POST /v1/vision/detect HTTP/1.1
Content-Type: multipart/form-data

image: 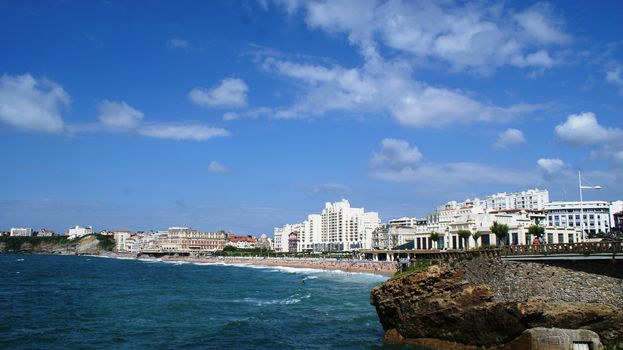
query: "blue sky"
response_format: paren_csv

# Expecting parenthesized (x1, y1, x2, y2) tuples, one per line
(1, 0, 622, 235)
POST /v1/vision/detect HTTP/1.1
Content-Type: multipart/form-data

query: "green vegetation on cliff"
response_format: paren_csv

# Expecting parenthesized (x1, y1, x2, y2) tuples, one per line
(0, 235, 70, 251)
(95, 235, 115, 251)
(0, 234, 114, 253)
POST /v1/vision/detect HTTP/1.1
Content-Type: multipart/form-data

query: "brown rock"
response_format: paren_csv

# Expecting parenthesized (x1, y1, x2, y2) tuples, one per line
(370, 258, 623, 349)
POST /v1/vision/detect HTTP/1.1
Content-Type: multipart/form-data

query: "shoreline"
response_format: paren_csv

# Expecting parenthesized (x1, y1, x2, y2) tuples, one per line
(1, 251, 397, 277)
(159, 256, 397, 277)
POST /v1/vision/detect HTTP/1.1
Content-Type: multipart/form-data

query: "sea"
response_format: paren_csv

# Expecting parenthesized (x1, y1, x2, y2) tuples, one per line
(0, 254, 413, 349)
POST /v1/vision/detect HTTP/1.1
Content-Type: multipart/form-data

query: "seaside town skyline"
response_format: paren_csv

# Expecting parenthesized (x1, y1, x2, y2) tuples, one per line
(2, 1, 623, 235)
(5, 187, 623, 250)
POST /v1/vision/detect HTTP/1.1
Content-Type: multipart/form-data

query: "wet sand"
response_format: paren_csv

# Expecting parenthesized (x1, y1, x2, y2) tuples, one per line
(163, 256, 397, 276)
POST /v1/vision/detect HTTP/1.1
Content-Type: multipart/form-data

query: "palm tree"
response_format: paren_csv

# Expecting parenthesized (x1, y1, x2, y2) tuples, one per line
(472, 231, 481, 248)
(490, 221, 509, 247)
(429, 232, 440, 250)
(457, 230, 471, 250)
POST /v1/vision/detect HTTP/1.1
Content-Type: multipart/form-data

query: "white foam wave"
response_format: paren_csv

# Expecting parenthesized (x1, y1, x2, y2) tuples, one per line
(237, 292, 311, 306)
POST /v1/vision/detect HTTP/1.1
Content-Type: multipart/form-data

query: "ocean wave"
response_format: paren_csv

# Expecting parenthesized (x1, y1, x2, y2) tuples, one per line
(237, 292, 311, 306)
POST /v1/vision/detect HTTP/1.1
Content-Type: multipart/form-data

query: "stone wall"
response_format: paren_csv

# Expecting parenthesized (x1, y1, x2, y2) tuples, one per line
(458, 258, 623, 309)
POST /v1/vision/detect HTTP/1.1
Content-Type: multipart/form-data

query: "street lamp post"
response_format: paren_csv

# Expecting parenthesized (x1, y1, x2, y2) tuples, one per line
(578, 171, 602, 241)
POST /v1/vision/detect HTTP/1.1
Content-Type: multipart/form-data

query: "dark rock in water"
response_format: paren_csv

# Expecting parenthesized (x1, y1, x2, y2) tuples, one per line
(370, 258, 623, 349)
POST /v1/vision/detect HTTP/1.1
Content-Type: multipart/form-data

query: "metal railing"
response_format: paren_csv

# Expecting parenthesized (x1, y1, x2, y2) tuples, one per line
(500, 241, 621, 256)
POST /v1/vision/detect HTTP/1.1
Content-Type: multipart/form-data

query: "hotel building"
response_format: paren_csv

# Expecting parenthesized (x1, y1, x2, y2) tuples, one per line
(10, 227, 33, 237)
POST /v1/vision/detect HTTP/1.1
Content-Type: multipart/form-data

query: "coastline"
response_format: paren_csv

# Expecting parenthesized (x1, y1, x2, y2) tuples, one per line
(160, 256, 397, 277)
(1, 249, 396, 277)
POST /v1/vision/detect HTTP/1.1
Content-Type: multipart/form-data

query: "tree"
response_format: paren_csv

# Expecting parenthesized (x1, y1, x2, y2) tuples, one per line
(457, 230, 471, 250)
(490, 221, 509, 247)
(429, 232, 440, 249)
(527, 225, 545, 240)
(472, 231, 482, 248)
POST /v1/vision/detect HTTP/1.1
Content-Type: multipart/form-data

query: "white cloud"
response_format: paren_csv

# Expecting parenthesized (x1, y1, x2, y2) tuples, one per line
(168, 37, 193, 50)
(138, 125, 230, 141)
(262, 54, 539, 126)
(97, 100, 143, 130)
(537, 158, 566, 175)
(279, 0, 570, 71)
(555, 112, 622, 146)
(370, 138, 423, 171)
(311, 183, 350, 197)
(514, 4, 571, 45)
(494, 128, 525, 149)
(222, 112, 239, 121)
(189, 78, 248, 108)
(391, 87, 481, 127)
(208, 161, 230, 174)
(606, 65, 623, 95)
(0, 73, 69, 133)
(369, 139, 535, 188)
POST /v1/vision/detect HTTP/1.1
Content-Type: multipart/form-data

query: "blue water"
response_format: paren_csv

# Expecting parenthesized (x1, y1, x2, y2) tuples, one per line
(0, 254, 407, 349)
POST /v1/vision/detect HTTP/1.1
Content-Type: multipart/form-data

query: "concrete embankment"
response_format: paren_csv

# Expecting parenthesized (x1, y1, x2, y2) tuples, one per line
(370, 257, 623, 349)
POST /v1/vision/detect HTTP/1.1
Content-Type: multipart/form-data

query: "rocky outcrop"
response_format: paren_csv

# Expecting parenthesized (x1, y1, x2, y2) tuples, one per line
(0, 235, 117, 256)
(370, 258, 623, 349)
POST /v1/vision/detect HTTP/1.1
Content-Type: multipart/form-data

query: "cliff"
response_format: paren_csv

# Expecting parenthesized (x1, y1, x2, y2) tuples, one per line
(370, 257, 623, 349)
(0, 234, 116, 256)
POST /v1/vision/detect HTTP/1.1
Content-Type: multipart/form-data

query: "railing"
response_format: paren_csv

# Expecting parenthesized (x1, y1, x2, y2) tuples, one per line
(500, 241, 621, 256)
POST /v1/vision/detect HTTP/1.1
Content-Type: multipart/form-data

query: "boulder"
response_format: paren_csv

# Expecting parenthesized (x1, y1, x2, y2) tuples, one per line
(370, 259, 623, 349)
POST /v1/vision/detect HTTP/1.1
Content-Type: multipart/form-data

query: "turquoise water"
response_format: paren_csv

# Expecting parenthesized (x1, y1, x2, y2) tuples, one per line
(0, 254, 404, 349)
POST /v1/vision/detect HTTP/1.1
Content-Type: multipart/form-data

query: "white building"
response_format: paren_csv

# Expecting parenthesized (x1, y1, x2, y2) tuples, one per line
(302, 214, 321, 252)
(545, 201, 611, 236)
(275, 199, 381, 252)
(256, 234, 273, 250)
(320, 199, 380, 251)
(486, 188, 549, 211)
(67, 226, 93, 239)
(37, 228, 56, 237)
(10, 227, 33, 237)
(113, 230, 132, 251)
(273, 223, 303, 252)
(611, 201, 623, 228)
(436, 188, 549, 213)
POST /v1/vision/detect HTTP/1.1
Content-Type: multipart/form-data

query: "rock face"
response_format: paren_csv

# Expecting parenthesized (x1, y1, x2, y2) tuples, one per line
(0, 235, 116, 256)
(370, 258, 623, 349)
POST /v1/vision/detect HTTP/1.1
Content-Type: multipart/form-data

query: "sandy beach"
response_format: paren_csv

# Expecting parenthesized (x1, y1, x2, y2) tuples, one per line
(162, 256, 397, 276)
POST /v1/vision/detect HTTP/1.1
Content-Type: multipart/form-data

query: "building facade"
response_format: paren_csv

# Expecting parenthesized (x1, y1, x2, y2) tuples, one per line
(545, 201, 611, 236)
(155, 227, 227, 253)
(67, 226, 93, 239)
(320, 199, 380, 251)
(10, 227, 33, 237)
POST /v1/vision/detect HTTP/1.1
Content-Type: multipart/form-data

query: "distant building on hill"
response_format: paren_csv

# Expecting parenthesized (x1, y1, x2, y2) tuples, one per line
(10, 227, 33, 237)
(67, 226, 93, 239)
(37, 228, 56, 237)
